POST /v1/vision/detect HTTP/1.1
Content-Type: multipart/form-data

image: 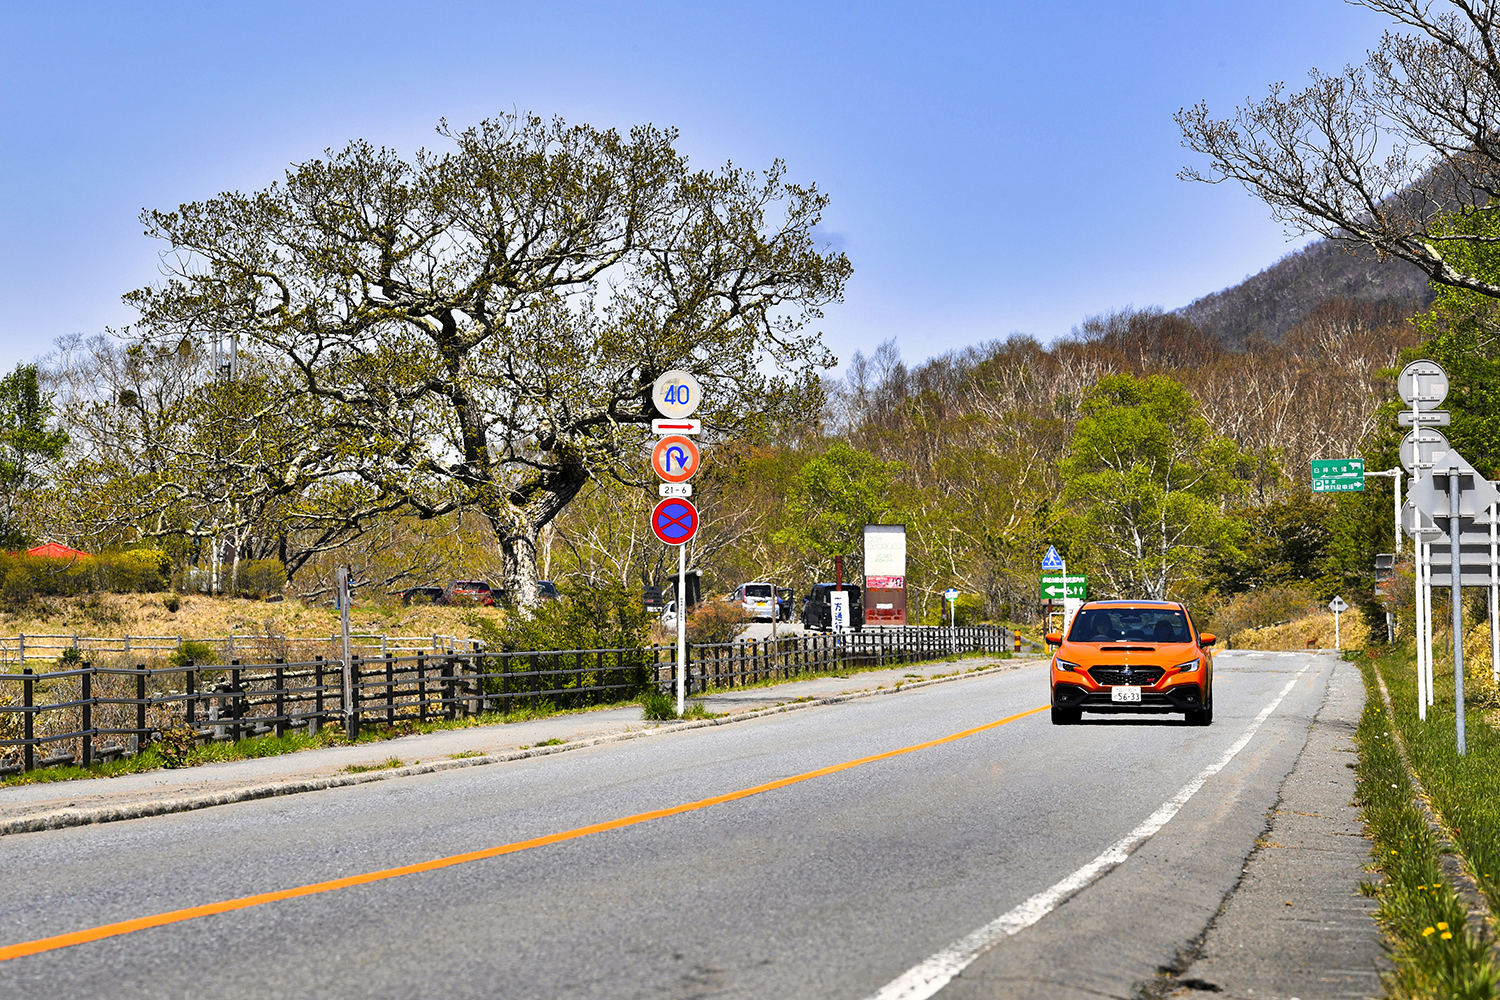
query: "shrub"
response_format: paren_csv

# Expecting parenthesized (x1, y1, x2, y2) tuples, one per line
(1202, 583, 1322, 641)
(155, 722, 198, 768)
(96, 549, 170, 592)
(640, 689, 678, 720)
(686, 601, 748, 645)
(482, 581, 652, 652)
(0, 549, 169, 597)
(169, 640, 219, 667)
(235, 559, 287, 598)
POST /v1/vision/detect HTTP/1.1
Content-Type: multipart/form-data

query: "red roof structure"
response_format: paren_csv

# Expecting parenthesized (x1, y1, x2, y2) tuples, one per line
(25, 542, 91, 560)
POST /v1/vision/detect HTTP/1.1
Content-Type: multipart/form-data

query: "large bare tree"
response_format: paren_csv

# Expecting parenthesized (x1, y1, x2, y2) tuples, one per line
(1178, 0, 1500, 297)
(127, 114, 849, 605)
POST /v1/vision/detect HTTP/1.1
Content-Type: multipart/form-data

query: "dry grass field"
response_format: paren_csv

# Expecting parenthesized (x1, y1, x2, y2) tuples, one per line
(0, 592, 507, 642)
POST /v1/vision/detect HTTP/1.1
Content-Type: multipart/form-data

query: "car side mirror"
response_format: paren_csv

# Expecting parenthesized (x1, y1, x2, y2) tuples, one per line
(1044, 632, 1063, 646)
(1199, 633, 1217, 647)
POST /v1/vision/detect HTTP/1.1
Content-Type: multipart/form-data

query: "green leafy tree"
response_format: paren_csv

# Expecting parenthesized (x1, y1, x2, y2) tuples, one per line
(1389, 209, 1500, 480)
(0, 364, 68, 548)
(127, 113, 850, 606)
(1060, 374, 1251, 599)
(773, 442, 905, 577)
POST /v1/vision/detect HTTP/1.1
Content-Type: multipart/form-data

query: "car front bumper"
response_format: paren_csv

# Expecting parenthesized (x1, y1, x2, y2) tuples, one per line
(1051, 681, 1206, 714)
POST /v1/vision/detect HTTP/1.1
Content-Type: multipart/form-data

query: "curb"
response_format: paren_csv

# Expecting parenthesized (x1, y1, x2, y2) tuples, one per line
(1, 658, 1034, 837)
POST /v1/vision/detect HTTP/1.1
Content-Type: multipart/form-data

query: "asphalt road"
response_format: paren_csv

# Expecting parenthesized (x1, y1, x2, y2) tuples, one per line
(1, 651, 1343, 1000)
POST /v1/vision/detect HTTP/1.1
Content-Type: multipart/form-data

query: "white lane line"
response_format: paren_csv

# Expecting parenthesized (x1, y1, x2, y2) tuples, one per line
(864, 659, 1317, 1000)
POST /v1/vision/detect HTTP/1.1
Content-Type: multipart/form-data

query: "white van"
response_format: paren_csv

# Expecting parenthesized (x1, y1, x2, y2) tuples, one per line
(733, 582, 776, 621)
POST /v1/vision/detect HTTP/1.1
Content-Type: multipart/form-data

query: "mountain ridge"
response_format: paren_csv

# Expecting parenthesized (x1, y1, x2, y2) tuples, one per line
(1176, 237, 1434, 348)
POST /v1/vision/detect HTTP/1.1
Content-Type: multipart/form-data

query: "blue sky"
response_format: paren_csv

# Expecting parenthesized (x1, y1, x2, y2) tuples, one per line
(0, 1, 1396, 375)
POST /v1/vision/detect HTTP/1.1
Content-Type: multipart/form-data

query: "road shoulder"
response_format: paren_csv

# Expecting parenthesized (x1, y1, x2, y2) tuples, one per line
(1151, 655, 1387, 1000)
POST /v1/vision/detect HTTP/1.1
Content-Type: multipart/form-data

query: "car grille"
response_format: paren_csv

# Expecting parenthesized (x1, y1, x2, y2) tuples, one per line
(1087, 665, 1166, 686)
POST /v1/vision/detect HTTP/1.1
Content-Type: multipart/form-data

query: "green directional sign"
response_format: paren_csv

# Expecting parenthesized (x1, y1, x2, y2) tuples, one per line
(1311, 458, 1365, 492)
(1040, 573, 1087, 600)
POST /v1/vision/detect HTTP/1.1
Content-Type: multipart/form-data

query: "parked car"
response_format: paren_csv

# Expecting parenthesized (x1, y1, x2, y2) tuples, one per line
(776, 587, 795, 622)
(441, 580, 495, 606)
(537, 580, 560, 600)
(801, 583, 863, 631)
(660, 600, 679, 629)
(397, 585, 444, 606)
(733, 582, 776, 621)
(1046, 599, 1216, 726)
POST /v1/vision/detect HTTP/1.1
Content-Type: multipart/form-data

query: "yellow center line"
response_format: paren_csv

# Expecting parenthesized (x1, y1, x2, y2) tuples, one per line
(0, 704, 1047, 963)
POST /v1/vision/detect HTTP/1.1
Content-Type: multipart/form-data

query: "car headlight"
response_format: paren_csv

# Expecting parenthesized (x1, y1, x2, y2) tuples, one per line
(1174, 658, 1201, 673)
(1055, 658, 1081, 673)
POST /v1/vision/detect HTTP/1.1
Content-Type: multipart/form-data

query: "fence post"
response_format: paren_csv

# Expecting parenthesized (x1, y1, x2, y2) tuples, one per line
(22, 667, 33, 772)
(347, 656, 361, 739)
(417, 653, 428, 724)
(81, 664, 93, 767)
(17, 633, 22, 665)
(442, 656, 455, 721)
(186, 665, 196, 727)
(312, 657, 323, 736)
(135, 665, 147, 753)
(230, 662, 243, 743)
(385, 655, 395, 726)
(274, 661, 286, 738)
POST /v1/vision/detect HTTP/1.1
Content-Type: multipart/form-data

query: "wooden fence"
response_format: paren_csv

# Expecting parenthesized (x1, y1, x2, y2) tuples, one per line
(0, 625, 1016, 775)
(0, 632, 483, 667)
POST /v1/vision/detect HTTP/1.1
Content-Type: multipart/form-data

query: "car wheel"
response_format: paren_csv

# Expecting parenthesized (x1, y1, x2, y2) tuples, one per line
(1051, 705, 1081, 725)
(1188, 700, 1213, 726)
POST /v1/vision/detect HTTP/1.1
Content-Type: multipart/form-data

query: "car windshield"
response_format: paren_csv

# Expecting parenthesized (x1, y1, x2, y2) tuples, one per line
(1067, 607, 1191, 643)
(745, 584, 772, 598)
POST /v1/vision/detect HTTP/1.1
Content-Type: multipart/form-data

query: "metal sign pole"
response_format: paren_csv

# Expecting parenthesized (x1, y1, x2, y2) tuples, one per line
(676, 542, 686, 717)
(1448, 465, 1467, 756)
(1491, 504, 1498, 686)
(1419, 539, 1430, 719)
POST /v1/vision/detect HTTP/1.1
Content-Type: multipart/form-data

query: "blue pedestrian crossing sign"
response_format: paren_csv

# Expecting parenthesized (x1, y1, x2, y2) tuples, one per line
(1041, 546, 1064, 571)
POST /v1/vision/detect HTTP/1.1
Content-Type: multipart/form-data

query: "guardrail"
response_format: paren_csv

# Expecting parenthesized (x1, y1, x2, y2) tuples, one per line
(0, 625, 1015, 775)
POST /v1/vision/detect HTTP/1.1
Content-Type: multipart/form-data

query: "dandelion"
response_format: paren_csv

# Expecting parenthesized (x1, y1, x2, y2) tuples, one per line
(1437, 922, 1449, 930)
(1441, 932, 1453, 940)
(1392, 849, 1399, 854)
(1424, 926, 1436, 936)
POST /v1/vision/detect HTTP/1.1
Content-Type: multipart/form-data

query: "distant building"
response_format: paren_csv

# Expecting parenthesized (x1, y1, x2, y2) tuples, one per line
(25, 542, 91, 559)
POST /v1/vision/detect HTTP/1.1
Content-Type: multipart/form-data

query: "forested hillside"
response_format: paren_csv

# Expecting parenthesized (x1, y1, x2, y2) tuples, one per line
(1177, 238, 1432, 348)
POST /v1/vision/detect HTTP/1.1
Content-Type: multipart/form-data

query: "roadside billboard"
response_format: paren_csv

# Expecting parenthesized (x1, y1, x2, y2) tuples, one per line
(863, 524, 907, 626)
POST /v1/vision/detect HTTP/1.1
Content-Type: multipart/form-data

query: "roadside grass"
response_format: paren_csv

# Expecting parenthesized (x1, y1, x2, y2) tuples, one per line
(1358, 652, 1500, 999)
(345, 757, 403, 773)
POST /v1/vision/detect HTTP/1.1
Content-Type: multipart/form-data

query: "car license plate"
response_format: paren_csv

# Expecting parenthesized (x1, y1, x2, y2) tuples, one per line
(1111, 686, 1142, 703)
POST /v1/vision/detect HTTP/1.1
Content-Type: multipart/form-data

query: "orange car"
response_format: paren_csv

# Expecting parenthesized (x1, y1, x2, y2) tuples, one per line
(1046, 600, 1216, 726)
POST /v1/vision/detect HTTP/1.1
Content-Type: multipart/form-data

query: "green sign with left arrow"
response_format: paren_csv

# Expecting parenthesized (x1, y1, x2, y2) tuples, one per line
(1040, 573, 1087, 600)
(1311, 458, 1365, 492)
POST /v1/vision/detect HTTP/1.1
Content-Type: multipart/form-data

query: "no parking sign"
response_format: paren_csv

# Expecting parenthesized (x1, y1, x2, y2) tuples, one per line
(651, 497, 699, 546)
